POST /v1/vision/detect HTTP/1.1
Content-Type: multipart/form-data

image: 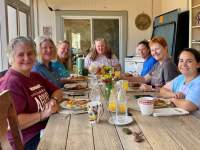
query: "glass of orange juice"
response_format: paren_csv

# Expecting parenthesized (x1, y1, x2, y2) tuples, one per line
(108, 101, 116, 112)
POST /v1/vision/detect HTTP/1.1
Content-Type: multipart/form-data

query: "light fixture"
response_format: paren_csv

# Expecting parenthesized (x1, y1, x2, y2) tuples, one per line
(45, 0, 55, 11)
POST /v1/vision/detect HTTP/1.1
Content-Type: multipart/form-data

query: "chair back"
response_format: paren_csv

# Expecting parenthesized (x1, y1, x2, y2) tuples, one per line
(0, 90, 23, 150)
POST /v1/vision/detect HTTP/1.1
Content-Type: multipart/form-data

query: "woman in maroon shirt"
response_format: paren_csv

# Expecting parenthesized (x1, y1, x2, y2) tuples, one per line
(0, 36, 62, 150)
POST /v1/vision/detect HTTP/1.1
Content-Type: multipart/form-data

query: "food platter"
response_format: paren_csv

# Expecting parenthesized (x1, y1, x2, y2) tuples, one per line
(60, 98, 90, 110)
(67, 75, 88, 82)
(64, 83, 90, 92)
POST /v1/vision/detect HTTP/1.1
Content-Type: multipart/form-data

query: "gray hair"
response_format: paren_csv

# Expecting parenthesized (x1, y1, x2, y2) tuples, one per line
(8, 36, 36, 65)
(34, 36, 57, 63)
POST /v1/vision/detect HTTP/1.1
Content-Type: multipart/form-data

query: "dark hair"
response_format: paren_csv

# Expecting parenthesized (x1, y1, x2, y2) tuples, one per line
(137, 40, 150, 54)
(179, 48, 200, 72)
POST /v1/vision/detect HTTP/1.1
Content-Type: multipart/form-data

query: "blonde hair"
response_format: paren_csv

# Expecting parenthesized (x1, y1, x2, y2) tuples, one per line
(34, 36, 57, 63)
(8, 36, 36, 65)
(89, 38, 112, 60)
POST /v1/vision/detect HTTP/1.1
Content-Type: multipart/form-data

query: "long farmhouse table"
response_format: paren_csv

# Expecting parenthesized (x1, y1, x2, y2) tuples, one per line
(37, 91, 200, 150)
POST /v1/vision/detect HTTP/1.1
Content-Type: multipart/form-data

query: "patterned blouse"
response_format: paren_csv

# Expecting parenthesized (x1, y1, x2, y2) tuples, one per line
(84, 54, 119, 68)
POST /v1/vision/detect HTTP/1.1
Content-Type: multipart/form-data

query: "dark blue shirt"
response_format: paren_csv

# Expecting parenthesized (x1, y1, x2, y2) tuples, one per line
(140, 56, 157, 77)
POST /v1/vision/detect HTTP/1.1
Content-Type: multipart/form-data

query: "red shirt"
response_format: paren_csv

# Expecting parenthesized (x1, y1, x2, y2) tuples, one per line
(0, 68, 59, 144)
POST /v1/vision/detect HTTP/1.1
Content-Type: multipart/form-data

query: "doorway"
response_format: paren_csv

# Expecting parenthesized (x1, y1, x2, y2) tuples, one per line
(64, 18, 119, 58)
(56, 10, 127, 70)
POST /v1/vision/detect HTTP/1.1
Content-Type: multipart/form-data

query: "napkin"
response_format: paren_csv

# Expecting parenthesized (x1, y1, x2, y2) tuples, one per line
(153, 108, 189, 117)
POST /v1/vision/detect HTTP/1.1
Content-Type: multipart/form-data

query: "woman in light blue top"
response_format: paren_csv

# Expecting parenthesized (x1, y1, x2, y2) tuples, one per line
(160, 48, 200, 112)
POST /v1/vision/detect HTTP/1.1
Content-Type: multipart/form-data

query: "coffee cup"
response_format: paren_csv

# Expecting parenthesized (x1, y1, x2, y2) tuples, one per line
(137, 97, 154, 115)
(87, 101, 104, 124)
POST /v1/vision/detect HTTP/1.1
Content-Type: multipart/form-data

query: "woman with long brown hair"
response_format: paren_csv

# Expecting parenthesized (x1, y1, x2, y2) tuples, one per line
(85, 38, 120, 73)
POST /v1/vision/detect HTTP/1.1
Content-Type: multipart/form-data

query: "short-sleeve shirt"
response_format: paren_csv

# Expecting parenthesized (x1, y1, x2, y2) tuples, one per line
(32, 61, 63, 88)
(140, 56, 157, 77)
(0, 68, 59, 144)
(149, 57, 179, 86)
(171, 74, 200, 108)
(51, 60, 70, 78)
(84, 54, 119, 68)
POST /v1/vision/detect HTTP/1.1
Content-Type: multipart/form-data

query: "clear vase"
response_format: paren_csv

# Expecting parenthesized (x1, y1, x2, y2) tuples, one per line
(104, 83, 112, 101)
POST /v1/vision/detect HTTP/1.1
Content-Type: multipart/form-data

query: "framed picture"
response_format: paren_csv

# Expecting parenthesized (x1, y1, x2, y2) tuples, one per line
(43, 26, 52, 37)
(196, 12, 200, 25)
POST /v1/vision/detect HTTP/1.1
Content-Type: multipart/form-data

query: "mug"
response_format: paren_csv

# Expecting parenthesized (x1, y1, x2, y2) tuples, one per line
(137, 97, 154, 115)
(87, 101, 104, 124)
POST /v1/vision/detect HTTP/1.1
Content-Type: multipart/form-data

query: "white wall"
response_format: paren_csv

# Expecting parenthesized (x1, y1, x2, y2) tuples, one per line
(34, 0, 188, 56)
(159, 0, 189, 15)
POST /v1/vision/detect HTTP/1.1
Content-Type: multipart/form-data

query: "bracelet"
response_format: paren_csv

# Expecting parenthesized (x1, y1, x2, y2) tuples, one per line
(51, 96, 59, 102)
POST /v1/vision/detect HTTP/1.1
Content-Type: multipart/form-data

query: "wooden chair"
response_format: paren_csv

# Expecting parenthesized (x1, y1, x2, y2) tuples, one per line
(0, 90, 23, 150)
(0, 70, 7, 78)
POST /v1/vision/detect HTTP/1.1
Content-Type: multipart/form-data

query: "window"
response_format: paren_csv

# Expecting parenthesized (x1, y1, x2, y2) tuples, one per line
(0, 0, 32, 71)
(19, 11, 28, 36)
(7, 5, 17, 42)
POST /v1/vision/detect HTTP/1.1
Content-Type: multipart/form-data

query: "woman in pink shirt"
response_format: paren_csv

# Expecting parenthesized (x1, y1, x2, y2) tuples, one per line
(85, 38, 120, 73)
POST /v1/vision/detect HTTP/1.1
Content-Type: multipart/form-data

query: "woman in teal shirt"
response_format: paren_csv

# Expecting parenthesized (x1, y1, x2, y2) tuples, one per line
(52, 40, 71, 78)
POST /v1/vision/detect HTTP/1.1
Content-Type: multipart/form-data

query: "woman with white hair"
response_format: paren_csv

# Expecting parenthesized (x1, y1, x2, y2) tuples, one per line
(32, 36, 63, 88)
(0, 36, 62, 149)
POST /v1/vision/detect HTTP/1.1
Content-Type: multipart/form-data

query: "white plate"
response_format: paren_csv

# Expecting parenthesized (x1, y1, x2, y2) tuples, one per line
(108, 116, 133, 126)
(60, 99, 90, 110)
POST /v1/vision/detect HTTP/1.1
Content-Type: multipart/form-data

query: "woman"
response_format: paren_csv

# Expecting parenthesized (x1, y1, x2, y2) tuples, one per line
(85, 38, 120, 73)
(0, 36, 62, 149)
(124, 36, 179, 90)
(160, 48, 200, 112)
(32, 36, 63, 88)
(52, 40, 71, 78)
(137, 40, 157, 76)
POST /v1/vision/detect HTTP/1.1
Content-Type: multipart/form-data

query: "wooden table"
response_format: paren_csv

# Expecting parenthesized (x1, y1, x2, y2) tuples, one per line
(37, 92, 200, 150)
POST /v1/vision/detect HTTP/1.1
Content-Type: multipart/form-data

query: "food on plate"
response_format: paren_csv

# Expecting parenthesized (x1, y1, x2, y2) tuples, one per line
(129, 82, 141, 89)
(64, 84, 87, 90)
(64, 98, 90, 109)
(68, 75, 88, 81)
(124, 73, 133, 77)
(154, 98, 169, 108)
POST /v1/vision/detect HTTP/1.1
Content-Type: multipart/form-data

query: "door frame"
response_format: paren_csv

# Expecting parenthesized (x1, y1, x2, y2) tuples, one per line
(55, 10, 128, 70)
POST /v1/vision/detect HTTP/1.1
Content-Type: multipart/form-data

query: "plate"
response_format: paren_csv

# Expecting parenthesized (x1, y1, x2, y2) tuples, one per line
(60, 98, 90, 110)
(64, 88, 90, 92)
(67, 76, 88, 81)
(108, 116, 133, 126)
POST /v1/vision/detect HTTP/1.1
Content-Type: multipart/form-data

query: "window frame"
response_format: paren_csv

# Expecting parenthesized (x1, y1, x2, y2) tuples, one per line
(0, 0, 33, 71)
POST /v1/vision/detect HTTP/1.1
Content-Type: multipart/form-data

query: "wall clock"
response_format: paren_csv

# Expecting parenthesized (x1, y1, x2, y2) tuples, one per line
(135, 13, 151, 30)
